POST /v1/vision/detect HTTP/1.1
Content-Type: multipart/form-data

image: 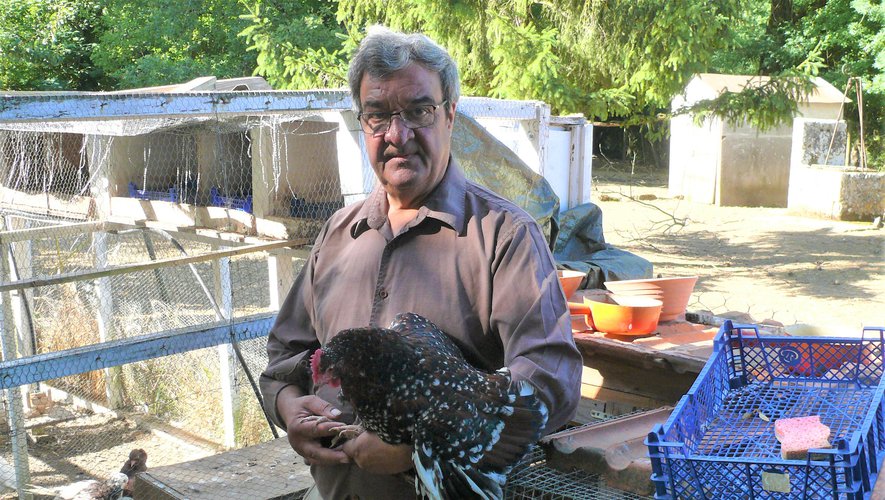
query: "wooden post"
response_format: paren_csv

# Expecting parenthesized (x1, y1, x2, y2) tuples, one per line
(94, 230, 124, 409)
(330, 110, 373, 205)
(267, 247, 308, 310)
(0, 221, 31, 498)
(2, 217, 35, 360)
(267, 250, 296, 311)
(213, 249, 236, 449)
(249, 125, 275, 220)
(566, 120, 594, 210)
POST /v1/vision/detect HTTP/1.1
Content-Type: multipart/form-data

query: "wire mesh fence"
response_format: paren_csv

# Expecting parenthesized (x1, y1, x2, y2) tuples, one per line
(0, 89, 603, 498)
(504, 447, 652, 500)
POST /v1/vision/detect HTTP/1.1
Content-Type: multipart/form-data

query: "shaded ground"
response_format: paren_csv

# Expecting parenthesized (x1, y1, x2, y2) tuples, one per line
(591, 160, 884, 336)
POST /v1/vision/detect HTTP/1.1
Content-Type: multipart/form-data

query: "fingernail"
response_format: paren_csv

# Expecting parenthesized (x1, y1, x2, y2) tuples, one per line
(330, 408, 341, 417)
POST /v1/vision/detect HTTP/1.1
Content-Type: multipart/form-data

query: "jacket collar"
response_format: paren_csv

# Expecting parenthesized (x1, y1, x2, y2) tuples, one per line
(351, 156, 466, 238)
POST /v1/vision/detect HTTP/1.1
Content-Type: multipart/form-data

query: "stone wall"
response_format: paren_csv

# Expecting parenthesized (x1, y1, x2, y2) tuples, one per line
(788, 118, 884, 221)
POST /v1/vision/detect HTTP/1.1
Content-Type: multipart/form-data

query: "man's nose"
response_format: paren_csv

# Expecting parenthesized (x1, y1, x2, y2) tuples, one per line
(384, 115, 413, 145)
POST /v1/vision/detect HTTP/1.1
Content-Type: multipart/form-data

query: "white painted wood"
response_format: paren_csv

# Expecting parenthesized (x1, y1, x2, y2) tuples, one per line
(0, 217, 35, 360)
(0, 221, 104, 244)
(328, 111, 374, 204)
(546, 126, 572, 212)
(0, 239, 306, 293)
(535, 103, 551, 178)
(86, 135, 113, 220)
(0, 91, 354, 124)
(267, 251, 298, 310)
(212, 249, 236, 449)
(0, 224, 31, 498)
(94, 231, 124, 409)
(581, 123, 594, 206)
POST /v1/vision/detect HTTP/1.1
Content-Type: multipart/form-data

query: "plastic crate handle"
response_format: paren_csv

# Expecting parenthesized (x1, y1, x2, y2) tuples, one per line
(719, 320, 769, 388)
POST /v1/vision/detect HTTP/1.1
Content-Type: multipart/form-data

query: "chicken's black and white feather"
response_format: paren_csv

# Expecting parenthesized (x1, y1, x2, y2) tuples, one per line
(311, 312, 548, 499)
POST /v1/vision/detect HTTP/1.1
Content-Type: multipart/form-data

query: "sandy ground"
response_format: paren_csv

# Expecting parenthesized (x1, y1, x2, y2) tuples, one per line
(591, 162, 884, 337)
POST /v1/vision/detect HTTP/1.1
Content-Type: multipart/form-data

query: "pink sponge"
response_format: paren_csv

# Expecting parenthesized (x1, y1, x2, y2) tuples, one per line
(774, 415, 831, 459)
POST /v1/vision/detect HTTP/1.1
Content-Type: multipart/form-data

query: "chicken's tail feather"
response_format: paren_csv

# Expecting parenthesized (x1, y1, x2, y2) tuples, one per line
(414, 444, 502, 500)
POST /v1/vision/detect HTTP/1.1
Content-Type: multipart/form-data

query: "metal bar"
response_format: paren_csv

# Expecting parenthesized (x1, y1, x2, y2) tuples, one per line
(0, 313, 275, 389)
(0, 238, 307, 292)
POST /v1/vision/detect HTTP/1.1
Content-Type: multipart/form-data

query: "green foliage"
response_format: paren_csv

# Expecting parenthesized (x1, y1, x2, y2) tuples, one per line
(0, 0, 104, 90)
(683, 74, 817, 131)
(239, 0, 349, 89)
(92, 0, 255, 89)
(335, 0, 740, 124)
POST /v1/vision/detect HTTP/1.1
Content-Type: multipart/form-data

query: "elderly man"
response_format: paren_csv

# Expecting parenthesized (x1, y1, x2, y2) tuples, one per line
(260, 26, 582, 499)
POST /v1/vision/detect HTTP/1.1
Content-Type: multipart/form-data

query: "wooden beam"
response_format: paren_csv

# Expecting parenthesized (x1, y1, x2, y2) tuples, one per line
(0, 91, 354, 123)
(0, 313, 276, 389)
(103, 220, 254, 247)
(0, 221, 105, 244)
(458, 97, 544, 121)
(0, 239, 306, 292)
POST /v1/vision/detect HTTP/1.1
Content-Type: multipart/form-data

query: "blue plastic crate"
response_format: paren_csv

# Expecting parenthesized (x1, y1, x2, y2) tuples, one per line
(128, 182, 179, 202)
(289, 197, 343, 219)
(647, 321, 885, 499)
(210, 187, 253, 213)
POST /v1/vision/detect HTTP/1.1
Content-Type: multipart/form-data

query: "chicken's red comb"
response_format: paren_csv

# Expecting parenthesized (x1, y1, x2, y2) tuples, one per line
(309, 348, 323, 384)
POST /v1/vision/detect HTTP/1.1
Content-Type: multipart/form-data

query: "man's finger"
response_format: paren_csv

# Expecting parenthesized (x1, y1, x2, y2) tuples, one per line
(294, 416, 345, 438)
(300, 395, 342, 418)
(301, 442, 350, 465)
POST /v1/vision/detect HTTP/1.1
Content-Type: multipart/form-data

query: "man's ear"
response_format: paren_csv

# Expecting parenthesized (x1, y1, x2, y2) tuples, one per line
(447, 100, 457, 128)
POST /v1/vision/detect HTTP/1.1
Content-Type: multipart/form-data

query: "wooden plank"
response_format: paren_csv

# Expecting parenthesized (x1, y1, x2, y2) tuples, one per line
(0, 186, 94, 218)
(0, 239, 306, 293)
(0, 91, 354, 123)
(580, 384, 669, 411)
(0, 221, 104, 244)
(132, 437, 312, 500)
(0, 313, 275, 389)
(574, 331, 709, 375)
(580, 361, 694, 405)
(457, 97, 543, 121)
(103, 221, 252, 247)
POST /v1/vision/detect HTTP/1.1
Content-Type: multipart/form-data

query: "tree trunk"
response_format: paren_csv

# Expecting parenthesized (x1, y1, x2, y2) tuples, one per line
(760, 0, 794, 74)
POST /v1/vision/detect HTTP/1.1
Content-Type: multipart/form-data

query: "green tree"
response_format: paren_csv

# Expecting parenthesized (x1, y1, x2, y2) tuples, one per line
(0, 0, 104, 90)
(91, 0, 255, 89)
(239, 0, 349, 89)
(783, 0, 884, 168)
(335, 0, 741, 124)
(711, 0, 884, 167)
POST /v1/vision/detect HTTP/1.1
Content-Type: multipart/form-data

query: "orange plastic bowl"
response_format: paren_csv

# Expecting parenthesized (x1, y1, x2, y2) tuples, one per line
(604, 276, 698, 321)
(557, 269, 585, 300)
(584, 295, 663, 336)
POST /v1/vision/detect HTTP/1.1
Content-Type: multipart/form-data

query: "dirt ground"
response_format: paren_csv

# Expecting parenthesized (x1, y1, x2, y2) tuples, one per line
(591, 161, 884, 337)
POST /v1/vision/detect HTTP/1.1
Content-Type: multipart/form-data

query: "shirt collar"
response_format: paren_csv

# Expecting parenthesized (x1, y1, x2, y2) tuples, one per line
(351, 156, 467, 238)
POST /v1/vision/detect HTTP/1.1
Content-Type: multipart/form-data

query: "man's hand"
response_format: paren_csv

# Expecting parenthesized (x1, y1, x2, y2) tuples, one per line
(341, 431, 412, 475)
(277, 386, 350, 466)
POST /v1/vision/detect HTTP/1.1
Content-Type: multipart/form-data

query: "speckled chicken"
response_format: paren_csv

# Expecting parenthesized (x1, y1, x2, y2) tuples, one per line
(310, 312, 548, 500)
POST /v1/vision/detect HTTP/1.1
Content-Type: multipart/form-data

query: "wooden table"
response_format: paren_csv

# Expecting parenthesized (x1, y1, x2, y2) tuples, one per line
(133, 437, 313, 500)
(571, 319, 718, 422)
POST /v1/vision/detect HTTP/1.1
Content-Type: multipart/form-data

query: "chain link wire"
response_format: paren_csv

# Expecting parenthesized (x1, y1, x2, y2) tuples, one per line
(0, 91, 596, 499)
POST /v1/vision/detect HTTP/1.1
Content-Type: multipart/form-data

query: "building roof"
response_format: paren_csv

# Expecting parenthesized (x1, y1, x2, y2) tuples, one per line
(692, 73, 848, 104)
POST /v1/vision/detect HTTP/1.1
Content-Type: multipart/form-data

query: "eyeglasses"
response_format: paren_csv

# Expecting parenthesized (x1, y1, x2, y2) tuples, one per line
(358, 101, 448, 136)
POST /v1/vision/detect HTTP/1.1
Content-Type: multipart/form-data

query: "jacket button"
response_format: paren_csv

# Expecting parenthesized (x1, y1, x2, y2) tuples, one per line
(378, 289, 388, 299)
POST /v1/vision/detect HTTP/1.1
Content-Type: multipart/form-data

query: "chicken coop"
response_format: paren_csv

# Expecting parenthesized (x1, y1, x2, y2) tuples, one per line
(0, 81, 602, 499)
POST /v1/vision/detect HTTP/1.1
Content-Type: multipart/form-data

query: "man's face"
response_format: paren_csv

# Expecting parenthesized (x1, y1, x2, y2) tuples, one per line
(359, 63, 455, 207)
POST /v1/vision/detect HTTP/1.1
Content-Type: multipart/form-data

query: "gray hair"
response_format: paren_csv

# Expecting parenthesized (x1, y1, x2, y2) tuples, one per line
(348, 25, 460, 112)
